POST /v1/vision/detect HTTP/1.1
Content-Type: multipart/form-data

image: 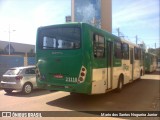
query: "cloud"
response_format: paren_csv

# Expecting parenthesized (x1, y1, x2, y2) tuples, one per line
(113, 0, 159, 28)
(33, 0, 71, 27)
(0, 0, 71, 44)
(112, 0, 159, 48)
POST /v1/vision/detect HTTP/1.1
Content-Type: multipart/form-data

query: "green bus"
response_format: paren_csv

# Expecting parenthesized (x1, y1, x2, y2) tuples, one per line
(158, 58, 160, 68)
(145, 52, 157, 73)
(36, 23, 144, 95)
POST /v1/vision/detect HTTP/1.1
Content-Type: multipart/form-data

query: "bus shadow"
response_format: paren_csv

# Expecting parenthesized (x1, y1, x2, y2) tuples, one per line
(150, 70, 160, 75)
(46, 79, 160, 115)
(145, 69, 160, 75)
(4, 89, 56, 97)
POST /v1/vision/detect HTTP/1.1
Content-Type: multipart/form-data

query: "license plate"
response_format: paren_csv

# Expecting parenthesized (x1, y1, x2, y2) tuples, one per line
(53, 74, 64, 79)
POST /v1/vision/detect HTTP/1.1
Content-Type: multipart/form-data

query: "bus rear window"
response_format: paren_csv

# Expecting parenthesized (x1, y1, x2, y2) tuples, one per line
(39, 27, 81, 49)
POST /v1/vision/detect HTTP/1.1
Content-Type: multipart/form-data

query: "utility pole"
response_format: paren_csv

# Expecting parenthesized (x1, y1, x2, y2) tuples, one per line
(8, 24, 16, 55)
(135, 35, 138, 44)
(8, 24, 11, 55)
(117, 28, 120, 37)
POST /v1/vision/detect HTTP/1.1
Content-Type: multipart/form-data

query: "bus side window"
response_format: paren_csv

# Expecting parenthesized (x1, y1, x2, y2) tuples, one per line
(114, 41, 122, 59)
(122, 43, 129, 59)
(93, 34, 105, 58)
(134, 47, 140, 60)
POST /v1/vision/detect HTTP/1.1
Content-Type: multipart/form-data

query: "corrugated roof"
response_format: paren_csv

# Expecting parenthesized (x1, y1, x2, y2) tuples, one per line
(0, 40, 35, 53)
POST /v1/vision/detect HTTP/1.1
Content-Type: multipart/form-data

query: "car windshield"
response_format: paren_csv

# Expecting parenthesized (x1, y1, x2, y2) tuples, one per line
(38, 27, 81, 50)
(4, 69, 22, 75)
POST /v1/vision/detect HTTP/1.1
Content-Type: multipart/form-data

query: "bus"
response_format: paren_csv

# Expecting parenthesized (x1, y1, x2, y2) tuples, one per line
(145, 52, 157, 73)
(158, 58, 160, 68)
(36, 23, 144, 95)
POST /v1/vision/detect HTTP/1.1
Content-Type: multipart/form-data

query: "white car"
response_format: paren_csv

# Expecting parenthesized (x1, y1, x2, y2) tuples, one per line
(1, 66, 37, 94)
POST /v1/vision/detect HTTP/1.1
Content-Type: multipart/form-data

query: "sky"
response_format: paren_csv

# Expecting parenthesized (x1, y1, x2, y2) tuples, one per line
(112, 0, 159, 49)
(0, 0, 159, 48)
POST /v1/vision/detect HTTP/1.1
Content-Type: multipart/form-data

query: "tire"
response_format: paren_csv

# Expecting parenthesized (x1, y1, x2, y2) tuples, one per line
(49, 90, 55, 92)
(138, 70, 143, 80)
(70, 92, 77, 95)
(117, 76, 123, 92)
(22, 83, 33, 94)
(140, 70, 143, 76)
(70, 92, 82, 96)
(4, 89, 13, 94)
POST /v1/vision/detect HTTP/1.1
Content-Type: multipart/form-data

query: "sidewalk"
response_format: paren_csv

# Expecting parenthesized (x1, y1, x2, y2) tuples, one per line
(141, 68, 160, 80)
(141, 74, 160, 80)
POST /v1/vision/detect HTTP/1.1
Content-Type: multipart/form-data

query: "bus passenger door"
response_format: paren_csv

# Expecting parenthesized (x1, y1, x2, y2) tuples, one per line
(106, 41, 113, 90)
(130, 48, 134, 81)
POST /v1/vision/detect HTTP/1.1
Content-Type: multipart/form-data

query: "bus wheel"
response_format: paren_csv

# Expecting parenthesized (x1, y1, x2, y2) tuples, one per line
(140, 70, 143, 76)
(138, 70, 143, 80)
(70, 92, 78, 96)
(117, 76, 123, 92)
(70, 92, 84, 96)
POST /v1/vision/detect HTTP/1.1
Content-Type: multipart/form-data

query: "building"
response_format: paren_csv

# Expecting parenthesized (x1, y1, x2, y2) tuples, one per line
(71, 0, 112, 33)
(0, 40, 35, 55)
(66, 16, 71, 22)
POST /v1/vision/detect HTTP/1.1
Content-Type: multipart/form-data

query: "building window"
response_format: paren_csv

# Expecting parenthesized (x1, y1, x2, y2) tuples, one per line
(114, 41, 122, 59)
(93, 34, 105, 58)
(122, 43, 129, 59)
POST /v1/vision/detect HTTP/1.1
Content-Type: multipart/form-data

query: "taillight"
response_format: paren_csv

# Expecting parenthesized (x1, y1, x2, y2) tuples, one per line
(78, 66, 87, 83)
(81, 72, 85, 76)
(15, 76, 23, 81)
(82, 68, 85, 71)
(36, 66, 41, 79)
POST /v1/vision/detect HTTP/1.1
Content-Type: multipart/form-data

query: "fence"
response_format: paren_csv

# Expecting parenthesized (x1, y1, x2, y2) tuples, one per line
(0, 55, 35, 79)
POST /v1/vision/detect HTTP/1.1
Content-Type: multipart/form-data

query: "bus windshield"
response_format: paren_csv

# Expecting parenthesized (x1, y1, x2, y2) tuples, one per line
(38, 27, 81, 50)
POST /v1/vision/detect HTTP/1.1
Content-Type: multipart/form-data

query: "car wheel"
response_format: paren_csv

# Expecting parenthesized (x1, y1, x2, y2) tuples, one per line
(22, 83, 33, 94)
(4, 89, 13, 94)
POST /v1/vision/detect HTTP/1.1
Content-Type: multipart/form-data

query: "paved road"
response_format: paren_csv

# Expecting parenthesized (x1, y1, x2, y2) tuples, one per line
(0, 72, 159, 120)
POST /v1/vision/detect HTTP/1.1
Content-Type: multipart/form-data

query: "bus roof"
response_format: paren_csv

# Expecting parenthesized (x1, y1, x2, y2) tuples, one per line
(146, 52, 157, 56)
(37, 22, 143, 49)
(120, 38, 140, 48)
(38, 22, 82, 29)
